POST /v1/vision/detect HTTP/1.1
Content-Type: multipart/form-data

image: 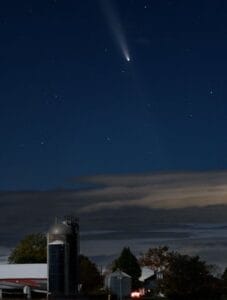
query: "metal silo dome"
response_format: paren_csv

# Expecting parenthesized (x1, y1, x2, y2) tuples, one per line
(48, 223, 73, 236)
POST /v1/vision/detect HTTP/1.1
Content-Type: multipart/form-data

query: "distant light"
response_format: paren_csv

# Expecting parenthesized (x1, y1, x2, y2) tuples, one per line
(131, 291, 141, 298)
(126, 56, 131, 62)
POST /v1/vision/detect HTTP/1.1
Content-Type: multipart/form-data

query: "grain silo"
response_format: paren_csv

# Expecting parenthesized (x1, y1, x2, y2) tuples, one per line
(105, 270, 132, 298)
(47, 216, 79, 296)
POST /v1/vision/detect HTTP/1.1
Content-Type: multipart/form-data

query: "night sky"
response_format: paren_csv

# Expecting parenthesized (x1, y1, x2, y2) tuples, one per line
(2, 0, 227, 267)
(1, 0, 227, 190)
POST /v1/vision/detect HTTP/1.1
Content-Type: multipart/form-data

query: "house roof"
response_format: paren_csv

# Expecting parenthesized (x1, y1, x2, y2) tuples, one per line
(108, 270, 131, 278)
(139, 267, 154, 281)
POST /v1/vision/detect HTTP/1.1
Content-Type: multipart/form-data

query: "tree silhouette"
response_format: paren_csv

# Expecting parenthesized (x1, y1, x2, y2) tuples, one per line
(79, 255, 103, 293)
(140, 246, 170, 272)
(8, 233, 46, 263)
(160, 253, 221, 300)
(112, 247, 141, 289)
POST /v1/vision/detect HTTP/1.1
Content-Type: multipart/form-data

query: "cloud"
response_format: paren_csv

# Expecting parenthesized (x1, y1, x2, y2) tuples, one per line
(1, 170, 227, 253)
(76, 171, 227, 212)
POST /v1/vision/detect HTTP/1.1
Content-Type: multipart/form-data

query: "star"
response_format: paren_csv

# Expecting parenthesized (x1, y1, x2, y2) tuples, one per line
(185, 47, 192, 53)
(27, 8, 33, 15)
(146, 103, 152, 111)
(105, 136, 111, 143)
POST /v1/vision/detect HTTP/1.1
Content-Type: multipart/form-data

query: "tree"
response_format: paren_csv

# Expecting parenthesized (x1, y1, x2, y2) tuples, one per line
(220, 268, 227, 298)
(79, 254, 103, 294)
(8, 233, 47, 263)
(140, 247, 223, 300)
(222, 268, 227, 282)
(112, 247, 141, 289)
(140, 246, 171, 273)
(160, 252, 221, 300)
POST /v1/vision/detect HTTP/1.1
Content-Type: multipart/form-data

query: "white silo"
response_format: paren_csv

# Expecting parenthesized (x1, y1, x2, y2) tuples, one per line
(105, 270, 132, 299)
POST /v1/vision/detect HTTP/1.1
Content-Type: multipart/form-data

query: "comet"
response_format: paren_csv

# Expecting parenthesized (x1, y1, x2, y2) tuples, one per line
(100, 0, 131, 62)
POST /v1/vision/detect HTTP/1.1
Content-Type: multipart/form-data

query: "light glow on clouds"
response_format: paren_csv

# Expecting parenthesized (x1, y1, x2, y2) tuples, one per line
(77, 171, 227, 212)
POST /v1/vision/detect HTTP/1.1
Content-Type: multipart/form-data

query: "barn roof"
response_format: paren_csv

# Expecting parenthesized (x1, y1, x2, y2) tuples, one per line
(0, 264, 47, 279)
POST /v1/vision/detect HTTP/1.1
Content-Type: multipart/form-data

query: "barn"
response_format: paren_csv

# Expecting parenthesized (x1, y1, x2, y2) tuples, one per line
(0, 264, 47, 298)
